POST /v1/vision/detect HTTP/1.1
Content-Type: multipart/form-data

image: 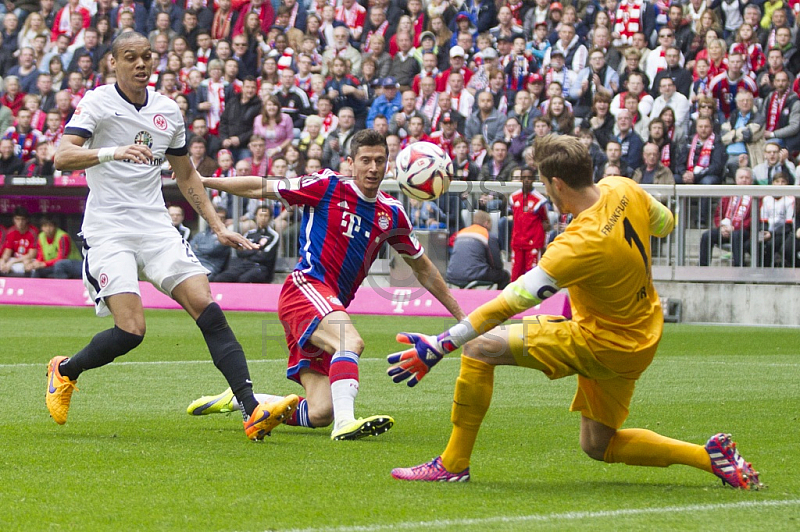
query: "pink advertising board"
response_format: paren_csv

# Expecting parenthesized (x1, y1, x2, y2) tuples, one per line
(0, 278, 571, 319)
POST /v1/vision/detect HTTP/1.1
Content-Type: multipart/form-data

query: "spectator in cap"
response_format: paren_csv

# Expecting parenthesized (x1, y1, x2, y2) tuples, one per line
(526, 72, 546, 108)
(435, 45, 473, 91)
(436, 91, 467, 134)
(456, 0, 497, 34)
(367, 77, 402, 128)
(405, 0, 430, 48)
(429, 111, 462, 159)
(542, 48, 578, 101)
(413, 30, 440, 67)
(467, 46, 499, 93)
(523, 0, 554, 40)
(449, 12, 478, 45)
(527, 20, 551, 64)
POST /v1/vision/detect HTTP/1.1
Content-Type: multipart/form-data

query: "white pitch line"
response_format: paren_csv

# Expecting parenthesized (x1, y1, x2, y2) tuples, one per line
(2, 357, 800, 369)
(0, 358, 463, 369)
(281, 499, 800, 532)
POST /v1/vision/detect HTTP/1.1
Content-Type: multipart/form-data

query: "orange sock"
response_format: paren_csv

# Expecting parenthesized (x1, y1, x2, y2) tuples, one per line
(603, 428, 712, 472)
(441, 356, 494, 473)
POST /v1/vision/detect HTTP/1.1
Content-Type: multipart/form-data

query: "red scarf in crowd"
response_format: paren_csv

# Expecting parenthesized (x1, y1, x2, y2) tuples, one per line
(212, 8, 233, 41)
(687, 133, 715, 171)
(724, 195, 752, 228)
(363, 20, 388, 53)
(766, 90, 789, 131)
(660, 143, 671, 168)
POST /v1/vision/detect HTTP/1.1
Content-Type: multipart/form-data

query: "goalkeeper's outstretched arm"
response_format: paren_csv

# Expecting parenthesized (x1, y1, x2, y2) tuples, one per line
(437, 267, 561, 353)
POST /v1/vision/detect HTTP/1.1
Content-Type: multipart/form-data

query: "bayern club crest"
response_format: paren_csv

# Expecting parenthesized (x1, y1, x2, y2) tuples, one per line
(134, 130, 153, 149)
(153, 114, 168, 130)
(99, 273, 108, 288)
(377, 212, 390, 230)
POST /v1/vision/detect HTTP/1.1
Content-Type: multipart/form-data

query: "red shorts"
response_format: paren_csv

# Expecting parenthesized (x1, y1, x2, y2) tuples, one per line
(279, 271, 347, 383)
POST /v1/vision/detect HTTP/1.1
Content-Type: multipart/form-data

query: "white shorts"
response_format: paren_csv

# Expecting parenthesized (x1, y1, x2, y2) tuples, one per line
(82, 231, 210, 317)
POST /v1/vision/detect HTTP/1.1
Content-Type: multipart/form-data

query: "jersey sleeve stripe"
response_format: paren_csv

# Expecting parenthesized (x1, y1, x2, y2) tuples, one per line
(64, 126, 92, 138)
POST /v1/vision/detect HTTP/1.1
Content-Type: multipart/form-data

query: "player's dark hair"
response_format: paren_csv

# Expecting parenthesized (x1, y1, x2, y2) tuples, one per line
(349, 129, 388, 158)
(111, 31, 149, 58)
(13, 206, 29, 218)
(534, 135, 593, 189)
(40, 215, 56, 226)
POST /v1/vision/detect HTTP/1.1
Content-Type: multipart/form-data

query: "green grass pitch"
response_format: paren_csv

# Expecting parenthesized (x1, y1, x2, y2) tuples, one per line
(1, 305, 799, 531)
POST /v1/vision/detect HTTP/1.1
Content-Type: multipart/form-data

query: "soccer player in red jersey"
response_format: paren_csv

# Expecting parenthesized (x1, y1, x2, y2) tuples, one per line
(508, 166, 550, 281)
(195, 129, 465, 440)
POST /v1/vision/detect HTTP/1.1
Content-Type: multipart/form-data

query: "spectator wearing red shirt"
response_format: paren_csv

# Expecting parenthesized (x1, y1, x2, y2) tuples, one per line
(429, 112, 461, 159)
(435, 46, 473, 92)
(51, 0, 91, 42)
(1, 76, 26, 116)
(508, 166, 550, 281)
(233, 0, 275, 37)
(0, 206, 38, 276)
(335, 0, 366, 42)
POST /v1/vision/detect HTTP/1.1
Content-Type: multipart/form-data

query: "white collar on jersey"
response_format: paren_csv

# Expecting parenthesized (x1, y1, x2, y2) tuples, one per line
(345, 179, 378, 203)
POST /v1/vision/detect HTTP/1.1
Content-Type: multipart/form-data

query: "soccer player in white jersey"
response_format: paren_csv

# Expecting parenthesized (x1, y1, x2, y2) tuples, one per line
(45, 32, 299, 442)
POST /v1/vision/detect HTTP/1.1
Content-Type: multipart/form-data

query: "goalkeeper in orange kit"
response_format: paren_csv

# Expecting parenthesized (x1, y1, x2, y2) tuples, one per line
(388, 135, 761, 490)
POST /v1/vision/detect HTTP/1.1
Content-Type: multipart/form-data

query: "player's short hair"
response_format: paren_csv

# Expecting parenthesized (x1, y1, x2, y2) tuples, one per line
(13, 206, 29, 218)
(349, 129, 388, 159)
(534, 135, 593, 189)
(111, 31, 150, 58)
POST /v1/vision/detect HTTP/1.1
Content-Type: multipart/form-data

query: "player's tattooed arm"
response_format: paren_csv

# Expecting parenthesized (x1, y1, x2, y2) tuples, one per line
(169, 154, 257, 250)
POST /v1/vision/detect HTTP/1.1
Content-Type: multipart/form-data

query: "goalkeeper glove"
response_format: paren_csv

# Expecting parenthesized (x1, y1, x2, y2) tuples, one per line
(386, 332, 455, 387)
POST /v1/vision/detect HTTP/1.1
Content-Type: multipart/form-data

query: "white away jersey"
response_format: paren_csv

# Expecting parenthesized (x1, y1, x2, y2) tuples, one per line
(65, 84, 187, 238)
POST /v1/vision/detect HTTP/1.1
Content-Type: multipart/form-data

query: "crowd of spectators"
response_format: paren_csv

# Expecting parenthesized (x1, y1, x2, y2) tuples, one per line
(4, 0, 800, 276)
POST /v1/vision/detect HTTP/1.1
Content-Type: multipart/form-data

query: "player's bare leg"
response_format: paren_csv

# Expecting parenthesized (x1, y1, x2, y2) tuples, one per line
(297, 369, 334, 428)
(47, 293, 146, 424)
(310, 311, 394, 440)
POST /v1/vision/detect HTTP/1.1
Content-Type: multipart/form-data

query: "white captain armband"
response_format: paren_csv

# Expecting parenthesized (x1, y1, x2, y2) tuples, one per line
(502, 266, 561, 314)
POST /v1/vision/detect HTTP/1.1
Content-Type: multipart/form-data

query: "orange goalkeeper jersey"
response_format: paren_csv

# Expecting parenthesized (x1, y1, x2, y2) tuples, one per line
(538, 176, 668, 368)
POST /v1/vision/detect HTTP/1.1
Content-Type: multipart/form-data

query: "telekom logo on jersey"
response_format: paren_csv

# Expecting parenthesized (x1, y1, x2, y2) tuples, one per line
(340, 212, 363, 239)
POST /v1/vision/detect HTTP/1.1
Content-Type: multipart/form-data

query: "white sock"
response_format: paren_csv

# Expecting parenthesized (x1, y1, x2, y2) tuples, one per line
(331, 379, 359, 430)
(232, 393, 285, 409)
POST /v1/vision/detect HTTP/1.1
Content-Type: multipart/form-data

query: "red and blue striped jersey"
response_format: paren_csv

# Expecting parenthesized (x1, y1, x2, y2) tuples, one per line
(275, 169, 424, 307)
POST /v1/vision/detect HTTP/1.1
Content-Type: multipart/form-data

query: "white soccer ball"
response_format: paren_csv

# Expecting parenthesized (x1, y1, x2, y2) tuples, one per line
(394, 142, 453, 201)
